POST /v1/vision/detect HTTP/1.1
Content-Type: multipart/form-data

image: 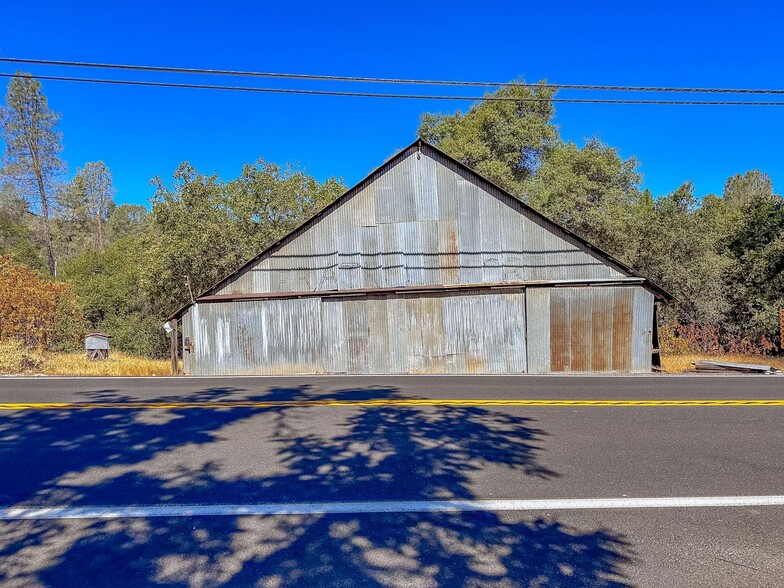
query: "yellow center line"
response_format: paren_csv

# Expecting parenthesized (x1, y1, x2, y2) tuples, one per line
(0, 399, 783, 410)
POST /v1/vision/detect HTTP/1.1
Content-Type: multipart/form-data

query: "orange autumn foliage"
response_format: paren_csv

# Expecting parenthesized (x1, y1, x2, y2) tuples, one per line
(0, 255, 85, 349)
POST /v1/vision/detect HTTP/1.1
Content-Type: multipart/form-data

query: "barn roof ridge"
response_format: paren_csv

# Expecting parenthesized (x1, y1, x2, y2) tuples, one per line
(168, 139, 670, 320)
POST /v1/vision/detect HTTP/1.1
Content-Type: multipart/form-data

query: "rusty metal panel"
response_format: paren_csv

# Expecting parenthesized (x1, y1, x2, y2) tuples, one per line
(569, 288, 592, 372)
(590, 288, 614, 372)
(525, 288, 551, 373)
(611, 288, 633, 372)
(549, 289, 571, 371)
(437, 220, 459, 284)
(544, 286, 652, 373)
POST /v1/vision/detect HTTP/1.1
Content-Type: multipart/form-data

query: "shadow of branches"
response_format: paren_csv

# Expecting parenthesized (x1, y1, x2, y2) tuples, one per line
(0, 385, 633, 587)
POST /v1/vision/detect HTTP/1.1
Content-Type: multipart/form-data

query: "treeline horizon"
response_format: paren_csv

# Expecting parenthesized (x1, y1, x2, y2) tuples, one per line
(1, 73, 782, 358)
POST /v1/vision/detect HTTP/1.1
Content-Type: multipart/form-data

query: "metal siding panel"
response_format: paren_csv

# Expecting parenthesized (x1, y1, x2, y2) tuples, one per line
(525, 288, 551, 373)
(631, 287, 654, 372)
(313, 223, 339, 291)
(411, 150, 439, 221)
(590, 288, 614, 372)
(381, 223, 405, 287)
(611, 288, 634, 372)
(435, 156, 458, 222)
(504, 291, 527, 373)
(437, 220, 459, 285)
(338, 225, 362, 290)
(420, 220, 441, 285)
(480, 196, 504, 283)
(361, 226, 383, 288)
(321, 299, 346, 373)
(457, 181, 482, 283)
(549, 289, 570, 372)
(366, 296, 390, 373)
(345, 299, 369, 373)
(569, 288, 592, 372)
(387, 296, 408, 373)
(181, 309, 193, 375)
(397, 221, 424, 286)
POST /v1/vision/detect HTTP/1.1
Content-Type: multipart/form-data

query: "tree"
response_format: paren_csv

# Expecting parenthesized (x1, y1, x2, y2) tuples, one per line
(418, 82, 558, 196)
(141, 160, 345, 312)
(526, 138, 644, 257)
(0, 73, 65, 275)
(61, 237, 167, 357)
(0, 182, 45, 269)
(57, 161, 116, 251)
(105, 203, 150, 242)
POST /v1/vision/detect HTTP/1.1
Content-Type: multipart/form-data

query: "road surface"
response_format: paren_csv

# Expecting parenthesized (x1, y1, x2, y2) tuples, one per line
(0, 375, 782, 587)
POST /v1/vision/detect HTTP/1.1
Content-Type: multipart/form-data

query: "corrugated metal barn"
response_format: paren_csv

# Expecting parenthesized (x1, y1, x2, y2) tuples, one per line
(170, 140, 670, 375)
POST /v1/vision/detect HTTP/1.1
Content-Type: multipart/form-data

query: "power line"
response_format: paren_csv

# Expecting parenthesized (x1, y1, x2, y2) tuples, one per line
(2, 57, 784, 95)
(1, 72, 784, 106)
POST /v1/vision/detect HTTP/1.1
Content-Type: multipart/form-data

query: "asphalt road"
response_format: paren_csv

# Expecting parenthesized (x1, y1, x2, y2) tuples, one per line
(0, 375, 783, 587)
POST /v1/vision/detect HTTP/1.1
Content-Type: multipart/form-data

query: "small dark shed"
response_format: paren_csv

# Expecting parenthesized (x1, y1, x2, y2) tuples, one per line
(85, 332, 111, 360)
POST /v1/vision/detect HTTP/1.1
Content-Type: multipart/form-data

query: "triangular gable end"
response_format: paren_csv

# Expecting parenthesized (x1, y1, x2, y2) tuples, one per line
(170, 140, 669, 319)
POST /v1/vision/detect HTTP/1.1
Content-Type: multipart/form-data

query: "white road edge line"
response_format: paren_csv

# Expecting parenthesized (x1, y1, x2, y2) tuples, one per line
(3, 496, 784, 520)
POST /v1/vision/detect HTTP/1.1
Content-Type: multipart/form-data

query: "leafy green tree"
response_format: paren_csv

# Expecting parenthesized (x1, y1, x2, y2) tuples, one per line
(526, 138, 643, 256)
(719, 171, 784, 344)
(105, 203, 150, 242)
(0, 182, 44, 269)
(632, 183, 734, 326)
(0, 73, 65, 275)
(141, 159, 345, 312)
(418, 82, 558, 196)
(55, 161, 116, 255)
(61, 237, 167, 357)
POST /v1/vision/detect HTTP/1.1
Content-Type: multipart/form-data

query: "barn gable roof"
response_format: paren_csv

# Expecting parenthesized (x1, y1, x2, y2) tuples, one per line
(169, 139, 670, 319)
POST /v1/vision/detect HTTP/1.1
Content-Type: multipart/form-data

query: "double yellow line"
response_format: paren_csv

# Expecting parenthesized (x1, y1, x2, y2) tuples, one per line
(1, 399, 783, 410)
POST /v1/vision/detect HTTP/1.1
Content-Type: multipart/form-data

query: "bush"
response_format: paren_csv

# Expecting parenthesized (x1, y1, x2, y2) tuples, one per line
(660, 321, 779, 356)
(0, 339, 43, 373)
(0, 255, 86, 350)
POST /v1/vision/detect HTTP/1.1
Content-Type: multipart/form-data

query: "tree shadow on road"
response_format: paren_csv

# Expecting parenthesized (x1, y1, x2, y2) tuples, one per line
(0, 385, 634, 587)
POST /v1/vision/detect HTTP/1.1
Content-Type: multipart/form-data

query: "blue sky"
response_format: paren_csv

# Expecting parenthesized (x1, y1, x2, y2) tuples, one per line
(1, 0, 782, 207)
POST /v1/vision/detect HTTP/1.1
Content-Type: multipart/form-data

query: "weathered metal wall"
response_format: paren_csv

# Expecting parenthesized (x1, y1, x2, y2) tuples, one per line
(183, 289, 528, 375)
(526, 286, 653, 374)
(183, 285, 653, 375)
(216, 146, 624, 296)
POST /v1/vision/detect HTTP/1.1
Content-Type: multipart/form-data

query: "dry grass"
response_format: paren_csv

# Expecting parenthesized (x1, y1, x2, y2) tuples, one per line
(661, 353, 784, 374)
(39, 351, 177, 377)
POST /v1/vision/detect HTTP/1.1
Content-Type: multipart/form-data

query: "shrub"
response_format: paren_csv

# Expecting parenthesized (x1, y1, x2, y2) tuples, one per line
(660, 321, 779, 356)
(0, 255, 86, 350)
